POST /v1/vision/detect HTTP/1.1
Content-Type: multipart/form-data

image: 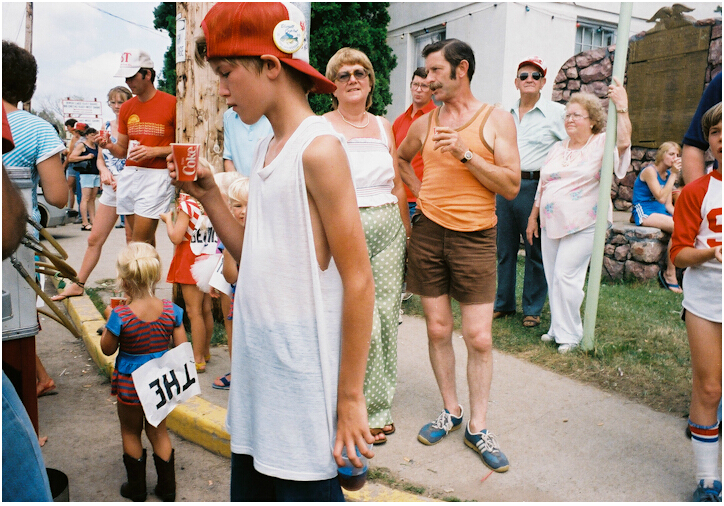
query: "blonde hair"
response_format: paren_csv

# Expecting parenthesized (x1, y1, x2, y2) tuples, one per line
(325, 47, 375, 111)
(568, 92, 606, 134)
(654, 141, 681, 166)
(214, 171, 243, 199)
(107, 86, 131, 103)
(227, 176, 250, 206)
(702, 103, 722, 139)
(116, 242, 162, 300)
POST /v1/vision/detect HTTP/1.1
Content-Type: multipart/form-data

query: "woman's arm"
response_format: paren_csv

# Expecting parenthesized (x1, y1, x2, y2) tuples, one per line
(641, 165, 678, 204)
(36, 153, 68, 208)
(67, 142, 93, 163)
(608, 77, 631, 156)
(384, 117, 412, 238)
(96, 152, 115, 189)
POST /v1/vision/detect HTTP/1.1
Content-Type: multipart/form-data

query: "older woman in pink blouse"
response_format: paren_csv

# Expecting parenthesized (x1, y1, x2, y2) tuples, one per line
(526, 78, 631, 353)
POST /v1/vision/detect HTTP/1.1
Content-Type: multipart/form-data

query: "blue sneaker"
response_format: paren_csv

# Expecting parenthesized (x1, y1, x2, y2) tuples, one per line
(693, 480, 722, 502)
(417, 405, 463, 445)
(464, 422, 509, 472)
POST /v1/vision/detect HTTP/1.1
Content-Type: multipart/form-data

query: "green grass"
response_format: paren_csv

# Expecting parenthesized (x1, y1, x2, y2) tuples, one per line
(401, 255, 691, 417)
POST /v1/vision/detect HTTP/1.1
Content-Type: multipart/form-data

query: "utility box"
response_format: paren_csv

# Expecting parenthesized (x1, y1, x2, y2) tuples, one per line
(2, 167, 39, 341)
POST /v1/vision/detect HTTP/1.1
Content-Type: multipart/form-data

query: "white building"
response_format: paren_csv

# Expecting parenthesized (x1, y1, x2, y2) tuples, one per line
(385, 1, 720, 120)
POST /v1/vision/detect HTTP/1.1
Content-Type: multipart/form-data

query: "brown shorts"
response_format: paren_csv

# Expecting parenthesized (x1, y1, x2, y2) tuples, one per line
(406, 213, 497, 304)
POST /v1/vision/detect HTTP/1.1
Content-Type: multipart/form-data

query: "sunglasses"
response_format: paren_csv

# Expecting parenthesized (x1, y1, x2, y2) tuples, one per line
(518, 72, 543, 81)
(336, 69, 368, 83)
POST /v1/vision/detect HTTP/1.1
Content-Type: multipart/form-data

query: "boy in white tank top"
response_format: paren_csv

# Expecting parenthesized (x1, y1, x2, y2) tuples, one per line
(167, 2, 375, 501)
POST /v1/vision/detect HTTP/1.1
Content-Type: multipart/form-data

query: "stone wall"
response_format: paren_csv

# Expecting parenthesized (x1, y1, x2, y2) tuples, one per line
(603, 223, 669, 281)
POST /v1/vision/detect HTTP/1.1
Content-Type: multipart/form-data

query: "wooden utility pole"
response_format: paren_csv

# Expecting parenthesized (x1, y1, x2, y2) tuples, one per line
(175, 2, 226, 173)
(23, 2, 33, 112)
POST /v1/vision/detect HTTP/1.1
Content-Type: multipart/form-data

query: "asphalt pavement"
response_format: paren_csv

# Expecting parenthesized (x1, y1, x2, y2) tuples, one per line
(36, 215, 720, 501)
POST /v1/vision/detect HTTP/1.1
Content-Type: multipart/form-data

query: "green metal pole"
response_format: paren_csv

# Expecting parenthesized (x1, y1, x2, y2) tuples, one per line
(581, 2, 633, 352)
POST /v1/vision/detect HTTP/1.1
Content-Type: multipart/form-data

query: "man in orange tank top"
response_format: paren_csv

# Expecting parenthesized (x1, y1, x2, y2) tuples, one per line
(397, 39, 520, 473)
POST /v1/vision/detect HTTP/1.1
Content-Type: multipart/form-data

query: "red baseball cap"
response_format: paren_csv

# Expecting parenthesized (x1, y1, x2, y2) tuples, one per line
(201, 2, 335, 94)
(2, 104, 14, 154)
(74, 122, 88, 131)
(518, 56, 547, 77)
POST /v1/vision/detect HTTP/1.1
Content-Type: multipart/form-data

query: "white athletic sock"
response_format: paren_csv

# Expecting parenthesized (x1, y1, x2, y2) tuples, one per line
(690, 420, 721, 483)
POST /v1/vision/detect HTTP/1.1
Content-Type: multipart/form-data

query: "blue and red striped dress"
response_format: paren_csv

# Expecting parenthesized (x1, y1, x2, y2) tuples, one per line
(107, 299, 184, 405)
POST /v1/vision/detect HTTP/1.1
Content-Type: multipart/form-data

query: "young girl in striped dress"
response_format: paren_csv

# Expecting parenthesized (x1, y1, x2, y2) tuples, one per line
(101, 242, 187, 502)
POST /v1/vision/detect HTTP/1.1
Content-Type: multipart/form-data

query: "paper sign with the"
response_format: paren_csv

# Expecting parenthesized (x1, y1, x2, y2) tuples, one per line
(209, 255, 233, 297)
(131, 341, 200, 427)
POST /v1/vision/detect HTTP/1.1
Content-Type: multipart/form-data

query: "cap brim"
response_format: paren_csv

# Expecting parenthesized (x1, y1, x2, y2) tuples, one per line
(283, 59, 336, 95)
(114, 66, 141, 78)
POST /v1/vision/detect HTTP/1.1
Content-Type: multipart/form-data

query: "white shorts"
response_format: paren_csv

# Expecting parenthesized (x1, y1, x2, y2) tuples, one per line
(98, 183, 117, 207)
(116, 167, 174, 219)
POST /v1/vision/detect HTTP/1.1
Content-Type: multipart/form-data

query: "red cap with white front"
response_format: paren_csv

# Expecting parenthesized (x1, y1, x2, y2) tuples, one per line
(517, 56, 547, 76)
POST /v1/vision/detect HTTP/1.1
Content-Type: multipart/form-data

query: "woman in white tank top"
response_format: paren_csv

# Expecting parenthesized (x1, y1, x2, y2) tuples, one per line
(323, 48, 411, 445)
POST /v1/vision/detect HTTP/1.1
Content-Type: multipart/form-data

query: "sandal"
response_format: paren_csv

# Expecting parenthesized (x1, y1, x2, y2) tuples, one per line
(370, 428, 387, 445)
(523, 315, 540, 328)
(658, 271, 682, 294)
(81, 224, 92, 231)
(50, 281, 85, 301)
(382, 424, 395, 435)
(195, 361, 206, 373)
(212, 372, 231, 390)
(204, 354, 211, 363)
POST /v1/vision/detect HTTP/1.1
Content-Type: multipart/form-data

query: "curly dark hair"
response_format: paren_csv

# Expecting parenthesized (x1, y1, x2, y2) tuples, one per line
(2, 40, 37, 104)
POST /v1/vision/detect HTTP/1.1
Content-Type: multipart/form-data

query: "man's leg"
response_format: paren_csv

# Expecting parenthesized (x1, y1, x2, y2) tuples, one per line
(516, 179, 547, 317)
(230, 453, 275, 501)
(494, 194, 517, 314)
(420, 294, 459, 415)
(130, 216, 158, 247)
(459, 302, 494, 433)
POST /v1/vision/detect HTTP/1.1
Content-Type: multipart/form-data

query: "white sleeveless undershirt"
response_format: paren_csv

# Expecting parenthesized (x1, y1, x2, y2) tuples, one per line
(226, 116, 347, 480)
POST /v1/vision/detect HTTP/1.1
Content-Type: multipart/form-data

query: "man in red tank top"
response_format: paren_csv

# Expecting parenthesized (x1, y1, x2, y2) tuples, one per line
(397, 38, 520, 473)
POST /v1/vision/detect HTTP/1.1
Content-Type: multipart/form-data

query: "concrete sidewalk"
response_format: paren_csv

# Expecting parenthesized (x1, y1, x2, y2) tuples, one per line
(48, 221, 715, 501)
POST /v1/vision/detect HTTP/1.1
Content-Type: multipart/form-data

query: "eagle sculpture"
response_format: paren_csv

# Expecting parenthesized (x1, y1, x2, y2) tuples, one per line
(647, 4, 696, 32)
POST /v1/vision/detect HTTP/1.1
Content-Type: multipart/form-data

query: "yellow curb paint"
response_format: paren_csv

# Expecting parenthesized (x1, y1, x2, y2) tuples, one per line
(344, 483, 439, 501)
(167, 397, 231, 458)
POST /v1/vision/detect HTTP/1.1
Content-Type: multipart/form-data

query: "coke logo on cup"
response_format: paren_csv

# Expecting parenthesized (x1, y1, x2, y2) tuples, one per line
(183, 145, 198, 176)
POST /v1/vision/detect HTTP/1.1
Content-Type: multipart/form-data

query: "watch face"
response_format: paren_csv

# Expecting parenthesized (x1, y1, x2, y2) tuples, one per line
(464, 151, 473, 160)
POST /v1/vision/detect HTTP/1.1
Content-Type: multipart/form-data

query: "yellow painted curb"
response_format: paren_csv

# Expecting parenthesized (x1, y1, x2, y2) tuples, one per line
(345, 483, 439, 502)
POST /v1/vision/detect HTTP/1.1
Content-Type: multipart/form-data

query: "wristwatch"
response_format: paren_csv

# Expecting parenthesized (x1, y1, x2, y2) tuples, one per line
(460, 150, 473, 163)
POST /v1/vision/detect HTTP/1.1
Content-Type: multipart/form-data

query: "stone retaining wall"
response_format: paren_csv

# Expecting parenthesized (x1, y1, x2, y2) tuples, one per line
(604, 223, 669, 281)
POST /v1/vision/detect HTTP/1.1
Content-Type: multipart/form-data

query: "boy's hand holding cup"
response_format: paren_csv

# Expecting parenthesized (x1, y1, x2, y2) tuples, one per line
(171, 143, 201, 182)
(167, 147, 217, 200)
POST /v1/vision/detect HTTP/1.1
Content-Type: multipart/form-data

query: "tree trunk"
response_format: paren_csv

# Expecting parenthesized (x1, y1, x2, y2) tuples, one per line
(175, 2, 226, 173)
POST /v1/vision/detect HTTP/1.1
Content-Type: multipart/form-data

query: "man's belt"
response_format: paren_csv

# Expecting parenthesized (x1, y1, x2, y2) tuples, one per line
(521, 171, 540, 180)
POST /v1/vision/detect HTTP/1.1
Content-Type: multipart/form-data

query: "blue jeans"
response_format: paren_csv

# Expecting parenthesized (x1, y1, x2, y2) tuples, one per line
(494, 178, 547, 316)
(230, 453, 345, 501)
(2, 371, 53, 501)
(407, 202, 417, 222)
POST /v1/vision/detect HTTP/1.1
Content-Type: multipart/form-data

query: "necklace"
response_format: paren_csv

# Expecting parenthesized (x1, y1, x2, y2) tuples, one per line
(337, 109, 369, 129)
(562, 134, 594, 167)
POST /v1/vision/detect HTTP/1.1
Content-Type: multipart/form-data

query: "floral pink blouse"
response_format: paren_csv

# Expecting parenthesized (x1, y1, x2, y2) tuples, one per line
(534, 132, 631, 239)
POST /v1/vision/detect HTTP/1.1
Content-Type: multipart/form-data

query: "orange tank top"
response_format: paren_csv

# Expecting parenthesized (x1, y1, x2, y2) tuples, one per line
(418, 104, 497, 232)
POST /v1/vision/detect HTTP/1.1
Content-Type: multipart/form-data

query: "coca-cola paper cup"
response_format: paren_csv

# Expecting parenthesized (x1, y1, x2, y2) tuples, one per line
(171, 143, 200, 182)
(127, 139, 140, 159)
(109, 296, 126, 308)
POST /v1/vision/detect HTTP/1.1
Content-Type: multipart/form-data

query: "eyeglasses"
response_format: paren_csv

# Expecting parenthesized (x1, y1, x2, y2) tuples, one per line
(564, 112, 589, 121)
(411, 82, 430, 91)
(336, 69, 368, 83)
(518, 72, 543, 81)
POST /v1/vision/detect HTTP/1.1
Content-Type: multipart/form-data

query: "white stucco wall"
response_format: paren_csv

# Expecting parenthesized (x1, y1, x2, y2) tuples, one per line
(385, 2, 721, 122)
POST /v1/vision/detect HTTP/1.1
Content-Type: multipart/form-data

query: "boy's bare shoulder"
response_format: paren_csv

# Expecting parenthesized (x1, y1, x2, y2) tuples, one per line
(303, 134, 348, 171)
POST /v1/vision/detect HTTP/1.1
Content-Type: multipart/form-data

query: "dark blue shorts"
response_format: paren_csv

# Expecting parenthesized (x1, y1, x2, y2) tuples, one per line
(230, 453, 345, 502)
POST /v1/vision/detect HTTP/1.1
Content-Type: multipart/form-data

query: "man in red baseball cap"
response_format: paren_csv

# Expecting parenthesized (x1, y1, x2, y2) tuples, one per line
(172, 3, 375, 500)
(494, 55, 565, 330)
